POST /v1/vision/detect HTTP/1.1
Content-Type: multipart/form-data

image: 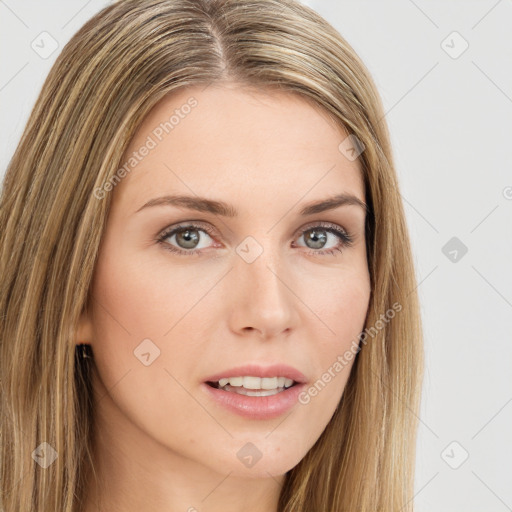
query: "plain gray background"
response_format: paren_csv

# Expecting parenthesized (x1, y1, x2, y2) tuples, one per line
(1, 1, 511, 510)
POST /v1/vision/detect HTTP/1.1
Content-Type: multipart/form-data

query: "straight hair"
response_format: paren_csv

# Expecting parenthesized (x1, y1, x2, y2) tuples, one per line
(0, 1, 424, 510)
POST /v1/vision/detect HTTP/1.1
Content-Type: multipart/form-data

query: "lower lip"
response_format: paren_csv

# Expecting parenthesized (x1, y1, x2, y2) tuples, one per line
(201, 382, 307, 420)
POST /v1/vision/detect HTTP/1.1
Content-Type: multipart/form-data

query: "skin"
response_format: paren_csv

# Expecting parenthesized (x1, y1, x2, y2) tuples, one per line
(77, 82, 371, 512)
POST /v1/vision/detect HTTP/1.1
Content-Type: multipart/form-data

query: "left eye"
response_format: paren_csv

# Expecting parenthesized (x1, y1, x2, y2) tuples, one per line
(157, 222, 354, 257)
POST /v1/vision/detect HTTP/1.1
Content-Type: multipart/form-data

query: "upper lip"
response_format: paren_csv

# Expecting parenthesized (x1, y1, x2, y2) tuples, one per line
(204, 364, 308, 384)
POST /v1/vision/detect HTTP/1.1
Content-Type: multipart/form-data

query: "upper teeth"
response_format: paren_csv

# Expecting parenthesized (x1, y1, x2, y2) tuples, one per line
(217, 376, 294, 390)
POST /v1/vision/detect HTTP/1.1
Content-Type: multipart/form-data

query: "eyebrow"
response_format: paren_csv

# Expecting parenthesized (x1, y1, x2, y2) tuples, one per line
(135, 193, 368, 217)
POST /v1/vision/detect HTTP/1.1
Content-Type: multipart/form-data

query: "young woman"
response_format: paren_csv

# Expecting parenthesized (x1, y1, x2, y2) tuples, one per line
(0, 0, 424, 510)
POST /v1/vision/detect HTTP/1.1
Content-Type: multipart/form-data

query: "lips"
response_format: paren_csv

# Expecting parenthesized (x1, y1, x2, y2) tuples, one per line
(201, 363, 308, 419)
(202, 379, 307, 420)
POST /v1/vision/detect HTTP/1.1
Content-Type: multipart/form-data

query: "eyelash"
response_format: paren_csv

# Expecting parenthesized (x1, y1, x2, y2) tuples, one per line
(156, 221, 354, 257)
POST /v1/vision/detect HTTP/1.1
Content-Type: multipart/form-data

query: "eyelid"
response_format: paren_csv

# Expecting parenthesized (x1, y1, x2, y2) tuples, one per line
(294, 220, 350, 237)
(158, 220, 217, 240)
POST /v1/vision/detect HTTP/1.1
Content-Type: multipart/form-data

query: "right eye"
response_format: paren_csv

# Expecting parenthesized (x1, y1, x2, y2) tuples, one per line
(156, 222, 218, 256)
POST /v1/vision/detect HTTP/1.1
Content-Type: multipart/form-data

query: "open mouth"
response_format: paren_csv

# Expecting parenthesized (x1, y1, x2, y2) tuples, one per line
(202, 371, 307, 419)
(206, 376, 297, 397)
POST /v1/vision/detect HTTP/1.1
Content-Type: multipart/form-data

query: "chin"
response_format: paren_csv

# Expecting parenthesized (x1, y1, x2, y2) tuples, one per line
(212, 436, 309, 479)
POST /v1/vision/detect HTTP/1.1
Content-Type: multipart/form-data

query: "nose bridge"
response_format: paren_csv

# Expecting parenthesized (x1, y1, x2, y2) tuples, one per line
(238, 237, 287, 306)
(228, 234, 299, 337)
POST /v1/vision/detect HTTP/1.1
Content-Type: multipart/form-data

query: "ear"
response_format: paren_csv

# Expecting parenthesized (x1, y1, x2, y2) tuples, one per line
(75, 305, 94, 346)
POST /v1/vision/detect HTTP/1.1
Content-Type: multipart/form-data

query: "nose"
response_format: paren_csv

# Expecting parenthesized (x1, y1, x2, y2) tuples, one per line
(227, 248, 300, 340)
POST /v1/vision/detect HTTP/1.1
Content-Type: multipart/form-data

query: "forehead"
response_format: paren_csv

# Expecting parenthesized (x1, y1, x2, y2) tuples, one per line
(112, 84, 364, 213)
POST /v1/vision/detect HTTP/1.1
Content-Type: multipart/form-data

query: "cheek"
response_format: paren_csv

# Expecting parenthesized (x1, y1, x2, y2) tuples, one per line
(87, 239, 193, 392)
(90, 240, 210, 341)
(87, 245, 216, 449)
(307, 263, 370, 347)
(298, 267, 370, 405)
(88, 239, 226, 411)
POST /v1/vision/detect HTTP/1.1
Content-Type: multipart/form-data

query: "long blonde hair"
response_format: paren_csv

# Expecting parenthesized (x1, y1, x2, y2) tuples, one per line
(0, 0, 424, 510)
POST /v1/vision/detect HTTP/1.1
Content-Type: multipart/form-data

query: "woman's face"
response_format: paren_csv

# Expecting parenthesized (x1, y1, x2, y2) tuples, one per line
(80, 83, 371, 479)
